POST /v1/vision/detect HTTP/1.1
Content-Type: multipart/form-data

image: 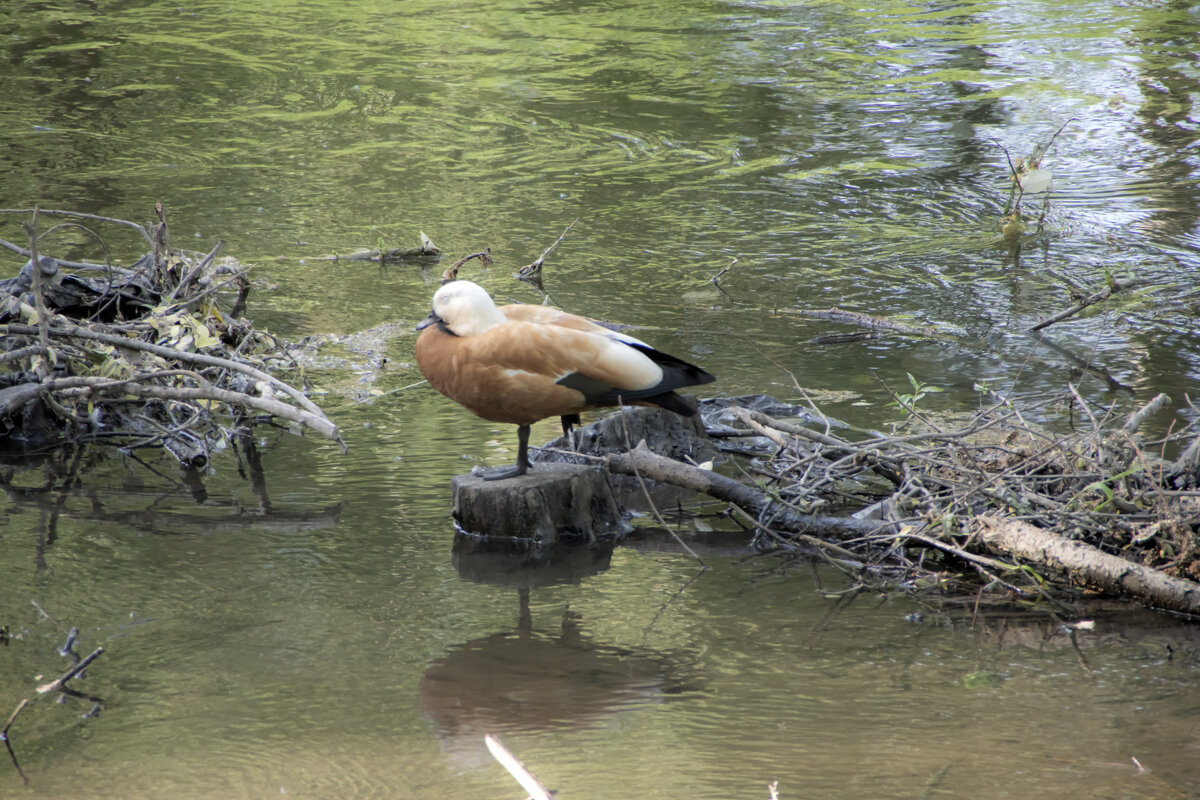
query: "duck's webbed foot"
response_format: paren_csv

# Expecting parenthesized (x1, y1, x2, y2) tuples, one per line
(471, 424, 533, 481)
(473, 463, 528, 481)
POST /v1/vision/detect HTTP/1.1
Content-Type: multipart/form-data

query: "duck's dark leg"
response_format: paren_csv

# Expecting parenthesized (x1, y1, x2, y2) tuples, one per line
(514, 423, 531, 474)
(560, 414, 581, 437)
(478, 423, 532, 481)
(560, 413, 581, 453)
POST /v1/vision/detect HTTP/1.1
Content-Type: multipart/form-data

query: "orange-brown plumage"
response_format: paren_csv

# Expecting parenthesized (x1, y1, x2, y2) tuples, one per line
(414, 280, 714, 479)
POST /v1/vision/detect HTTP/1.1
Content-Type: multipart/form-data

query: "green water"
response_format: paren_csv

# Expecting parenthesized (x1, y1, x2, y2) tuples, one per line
(3, 0, 1200, 797)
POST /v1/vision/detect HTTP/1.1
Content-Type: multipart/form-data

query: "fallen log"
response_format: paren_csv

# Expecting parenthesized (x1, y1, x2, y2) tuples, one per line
(605, 441, 890, 540)
(975, 516, 1200, 616)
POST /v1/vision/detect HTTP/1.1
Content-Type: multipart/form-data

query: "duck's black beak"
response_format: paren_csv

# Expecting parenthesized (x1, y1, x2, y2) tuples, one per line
(415, 309, 440, 331)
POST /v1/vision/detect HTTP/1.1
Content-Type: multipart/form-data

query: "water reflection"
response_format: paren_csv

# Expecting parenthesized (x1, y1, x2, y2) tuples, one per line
(937, 600, 1200, 656)
(420, 591, 700, 770)
(3, 0, 1200, 796)
(0, 444, 344, 548)
(423, 537, 703, 770)
(452, 534, 614, 590)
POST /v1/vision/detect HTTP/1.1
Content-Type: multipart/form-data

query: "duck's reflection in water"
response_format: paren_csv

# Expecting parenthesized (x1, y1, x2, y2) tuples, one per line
(421, 535, 703, 767)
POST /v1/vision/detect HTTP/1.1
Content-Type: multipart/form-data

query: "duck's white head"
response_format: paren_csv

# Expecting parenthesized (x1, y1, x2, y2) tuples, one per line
(416, 280, 506, 337)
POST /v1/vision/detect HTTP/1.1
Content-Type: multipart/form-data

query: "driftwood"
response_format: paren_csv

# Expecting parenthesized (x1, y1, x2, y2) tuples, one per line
(0, 206, 344, 463)
(315, 231, 440, 263)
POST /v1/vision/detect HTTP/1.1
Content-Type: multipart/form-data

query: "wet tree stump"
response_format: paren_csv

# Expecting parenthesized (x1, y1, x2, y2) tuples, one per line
(451, 463, 631, 544)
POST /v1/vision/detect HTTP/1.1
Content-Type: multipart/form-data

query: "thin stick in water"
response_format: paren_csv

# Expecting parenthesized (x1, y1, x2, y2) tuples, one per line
(37, 646, 105, 694)
(484, 734, 553, 800)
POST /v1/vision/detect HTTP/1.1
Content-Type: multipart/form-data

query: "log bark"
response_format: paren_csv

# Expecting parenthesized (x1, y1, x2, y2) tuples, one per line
(975, 516, 1200, 615)
(451, 463, 631, 544)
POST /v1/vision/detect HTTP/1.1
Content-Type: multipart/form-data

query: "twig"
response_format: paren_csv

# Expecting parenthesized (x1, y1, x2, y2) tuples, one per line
(616, 409, 706, 567)
(168, 270, 245, 312)
(0, 345, 52, 364)
(889, 529, 1029, 588)
(515, 218, 578, 286)
(1066, 382, 1101, 433)
(23, 207, 52, 378)
(163, 239, 224, 303)
(870, 371, 946, 434)
(29, 600, 57, 624)
(0, 207, 153, 247)
(1027, 278, 1142, 332)
(710, 257, 735, 286)
(1, 699, 28, 737)
(606, 441, 890, 540)
(0, 322, 329, 420)
(484, 735, 553, 800)
(58, 627, 79, 656)
(1066, 625, 1093, 674)
(1030, 118, 1075, 167)
(1, 700, 29, 787)
(994, 138, 1020, 179)
(786, 307, 959, 338)
(37, 646, 105, 694)
(1028, 330, 1133, 391)
(729, 504, 862, 573)
(0, 373, 344, 448)
(0, 236, 134, 276)
(1122, 392, 1170, 435)
(440, 248, 492, 283)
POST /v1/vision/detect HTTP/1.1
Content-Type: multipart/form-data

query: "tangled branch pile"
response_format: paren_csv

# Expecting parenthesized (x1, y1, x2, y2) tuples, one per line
(0, 206, 343, 464)
(598, 392, 1200, 616)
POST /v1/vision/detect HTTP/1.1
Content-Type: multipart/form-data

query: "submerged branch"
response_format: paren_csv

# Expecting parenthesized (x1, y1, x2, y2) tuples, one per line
(1027, 277, 1142, 332)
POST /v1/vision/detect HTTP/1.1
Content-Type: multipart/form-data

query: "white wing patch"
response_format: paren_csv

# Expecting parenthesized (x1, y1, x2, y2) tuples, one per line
(596, 339, 662, 390)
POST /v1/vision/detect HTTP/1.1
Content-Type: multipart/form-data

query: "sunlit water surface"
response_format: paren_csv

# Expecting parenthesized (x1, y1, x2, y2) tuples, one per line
(2, 0, 1200, 797)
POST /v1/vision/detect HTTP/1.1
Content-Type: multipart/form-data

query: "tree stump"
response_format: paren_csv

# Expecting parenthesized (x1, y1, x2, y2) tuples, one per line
(451, 463, 631, 544)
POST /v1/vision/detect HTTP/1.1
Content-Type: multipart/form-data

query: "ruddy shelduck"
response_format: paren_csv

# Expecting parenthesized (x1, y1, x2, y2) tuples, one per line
(415, 280, 715, 479)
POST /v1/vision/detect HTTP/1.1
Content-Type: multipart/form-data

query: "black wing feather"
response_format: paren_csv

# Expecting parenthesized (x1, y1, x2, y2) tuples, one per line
(555, 341, 715, 415)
